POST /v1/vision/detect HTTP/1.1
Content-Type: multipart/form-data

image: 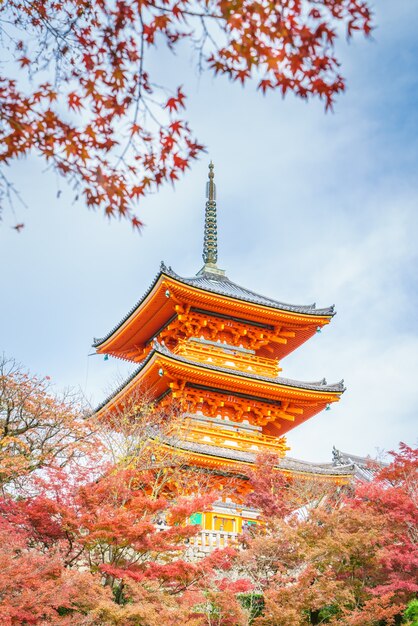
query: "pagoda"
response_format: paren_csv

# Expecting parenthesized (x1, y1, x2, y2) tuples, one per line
(94, 163, 348, 540)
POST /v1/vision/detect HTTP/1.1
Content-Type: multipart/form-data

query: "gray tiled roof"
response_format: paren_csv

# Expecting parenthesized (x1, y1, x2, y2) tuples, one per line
(332, 447, 388, 468)
(93, 262, 335, 347)
(332, 447, 388, 482)
(163, 264, 335, 316)
(156, 341, 345, 392)
(95, 341, 344, 413)
(158, 435, 355, 477)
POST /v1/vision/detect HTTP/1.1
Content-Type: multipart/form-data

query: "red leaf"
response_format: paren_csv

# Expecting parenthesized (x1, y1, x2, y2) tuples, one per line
(165, 97, 178, 112)
(18, 57, 30, 68)
(258, 79, 273, 94)
(131, 216, 143, 229)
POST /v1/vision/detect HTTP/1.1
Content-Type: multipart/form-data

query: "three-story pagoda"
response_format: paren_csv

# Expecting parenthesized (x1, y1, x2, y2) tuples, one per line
(94, 163, 348, 537)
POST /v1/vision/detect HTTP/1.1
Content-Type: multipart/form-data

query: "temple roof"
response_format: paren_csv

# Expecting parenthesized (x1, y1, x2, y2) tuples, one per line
(93, 263, 335, 349)
(332, 447, 388, 468)
(154, 434, 380, 482)
(156, 341, 344, 392)
(332, 447, 388, 482)
(163, 265, 335, 317)
(154, 432, 354, 478)
(95, 340, 344, 413)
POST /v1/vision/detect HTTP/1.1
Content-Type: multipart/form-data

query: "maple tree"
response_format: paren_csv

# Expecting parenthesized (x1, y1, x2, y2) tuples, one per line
(1, 0, 373, 228)
(1, 358, 416, 625)
(0, 356, 97, 488)
(236, 447, 418, 625)
(0, 517, 108, 626)
(0, 360, 246, 624)
(350, 443, 418, 603)
(245, 452, 341, 520)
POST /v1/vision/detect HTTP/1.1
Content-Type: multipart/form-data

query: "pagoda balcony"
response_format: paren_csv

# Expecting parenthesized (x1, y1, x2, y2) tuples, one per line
(173, 339, 281, 377)
(177, 414, 288, 455)
(186, 529, 239, 555)
(155, 524, 239, 557)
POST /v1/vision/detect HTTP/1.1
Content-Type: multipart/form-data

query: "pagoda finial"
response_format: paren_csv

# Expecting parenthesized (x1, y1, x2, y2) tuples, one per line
(207, 161, 216, 203)
(197, 162, 225, 277)
(203, 161, 217, 266)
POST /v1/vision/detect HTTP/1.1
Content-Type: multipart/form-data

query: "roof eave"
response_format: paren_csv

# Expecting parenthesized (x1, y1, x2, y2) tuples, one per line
(94, 343, 344, 416)
(92, 268, 166, 349)
(93, 264, 336, 350)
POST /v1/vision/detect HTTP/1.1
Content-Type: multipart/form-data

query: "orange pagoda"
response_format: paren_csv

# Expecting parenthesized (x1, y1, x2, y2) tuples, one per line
(94, 163, 350, 546)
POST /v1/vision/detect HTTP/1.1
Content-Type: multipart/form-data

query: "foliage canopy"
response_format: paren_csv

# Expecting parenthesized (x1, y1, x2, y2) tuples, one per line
(1, 0, 372, 227)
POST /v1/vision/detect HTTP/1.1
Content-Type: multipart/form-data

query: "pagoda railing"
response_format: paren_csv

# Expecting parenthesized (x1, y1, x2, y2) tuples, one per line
(180, 421, 288, 454)
(187, 530, 239, 555)
(174, 340, 281, 377)
(155, 523, 239, 557)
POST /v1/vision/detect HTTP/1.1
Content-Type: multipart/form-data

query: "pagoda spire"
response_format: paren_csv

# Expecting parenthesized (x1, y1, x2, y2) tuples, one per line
(199, 162, 225, 276)
(203, 161, 217, 265)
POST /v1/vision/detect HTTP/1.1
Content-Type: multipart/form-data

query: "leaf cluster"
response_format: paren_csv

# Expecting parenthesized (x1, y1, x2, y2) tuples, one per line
(1, 0, 372, 225)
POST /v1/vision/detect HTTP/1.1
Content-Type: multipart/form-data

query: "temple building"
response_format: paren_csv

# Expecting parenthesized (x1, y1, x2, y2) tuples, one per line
(93, 163, 355, 544)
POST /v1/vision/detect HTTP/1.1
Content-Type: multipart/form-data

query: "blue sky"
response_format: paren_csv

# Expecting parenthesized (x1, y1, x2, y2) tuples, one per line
(1, 0, 417, 461)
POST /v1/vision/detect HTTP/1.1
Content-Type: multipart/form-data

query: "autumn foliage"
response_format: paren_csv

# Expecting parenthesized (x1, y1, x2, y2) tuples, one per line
(1, 358, 417, 625)
(1, 0, 372, 226)
(0, 358, 246, 624)
(237, 450, 418, 625)
(0, 357, 96, 486)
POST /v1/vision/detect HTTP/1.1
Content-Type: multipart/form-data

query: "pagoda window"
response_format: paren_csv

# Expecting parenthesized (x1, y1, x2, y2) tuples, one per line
(213, 516, 236, 533)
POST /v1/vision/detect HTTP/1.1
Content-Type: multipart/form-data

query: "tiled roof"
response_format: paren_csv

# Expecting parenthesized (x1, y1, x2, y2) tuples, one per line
(157, 434, 355, 477)
(93, 262, 335, 347)
(95, 341, 344, 413)
(332, 447, 388, 467)
(332, 447, 388, 482)
(163, 263, 335, 316)
(156, 341, 345, 392)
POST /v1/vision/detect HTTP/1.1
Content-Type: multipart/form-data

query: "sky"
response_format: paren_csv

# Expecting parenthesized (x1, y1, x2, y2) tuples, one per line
(1, 0, 417, 462)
